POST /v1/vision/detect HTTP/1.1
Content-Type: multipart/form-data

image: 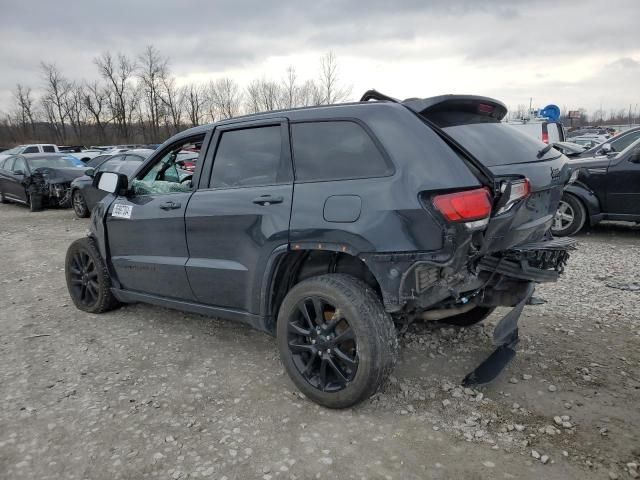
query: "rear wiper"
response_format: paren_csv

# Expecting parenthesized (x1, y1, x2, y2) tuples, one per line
(537, 144, 553, 158)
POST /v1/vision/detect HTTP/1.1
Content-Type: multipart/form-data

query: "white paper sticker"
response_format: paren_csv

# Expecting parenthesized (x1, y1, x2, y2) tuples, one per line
(112, 203, 132, 219)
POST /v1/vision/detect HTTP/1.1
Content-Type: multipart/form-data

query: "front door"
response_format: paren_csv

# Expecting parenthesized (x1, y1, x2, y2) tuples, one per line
(5, 156, 29, 202)
(185, 119, 293, 313)
(106, 135, 206, 300)
(606, 143, 640, 216)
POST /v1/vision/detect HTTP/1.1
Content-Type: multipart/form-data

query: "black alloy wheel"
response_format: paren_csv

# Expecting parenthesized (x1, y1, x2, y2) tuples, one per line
(287, 297, 358, 393)
(68, 249, 100, 307)
(65, 237, 120, 313)
(277, 274, 397, 408)
(73, 190, 89, 217)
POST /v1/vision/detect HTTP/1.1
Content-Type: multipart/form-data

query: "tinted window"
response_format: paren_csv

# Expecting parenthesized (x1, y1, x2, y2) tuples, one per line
(441, 123, 560, 166)
(291, 121, 391, 182)
(13, 157, 26, 173)
(86, 155, 109, 168)
(23, 146, 39, 153)
(42, 145, 56, 153)
(612, 130, 640, 152)
(117, 156, 144, 177)
(97, 156, 125, 172)
(210, 125, 287, 188)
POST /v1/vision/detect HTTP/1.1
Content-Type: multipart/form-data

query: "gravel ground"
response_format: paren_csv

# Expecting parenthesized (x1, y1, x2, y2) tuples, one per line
(1, 203, 639, 480)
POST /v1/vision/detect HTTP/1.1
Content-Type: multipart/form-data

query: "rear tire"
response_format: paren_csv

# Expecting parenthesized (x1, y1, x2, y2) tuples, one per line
(440, 306, 496, 327)
(551, 194, 586, 236)
(65, 237, 121, 313)
(72, 190, 89, 218)
(277, 274, 398, 409)
(29, 194, 43, 212)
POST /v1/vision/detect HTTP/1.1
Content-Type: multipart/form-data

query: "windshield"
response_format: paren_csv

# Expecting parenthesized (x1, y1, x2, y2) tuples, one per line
(440, 123, 561, 166)
(28, 156, 79, 169)
(3, 146, 24, 155)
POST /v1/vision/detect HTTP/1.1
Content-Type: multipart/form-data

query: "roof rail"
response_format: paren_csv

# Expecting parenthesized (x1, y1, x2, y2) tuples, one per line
(360, 89, 399, 103)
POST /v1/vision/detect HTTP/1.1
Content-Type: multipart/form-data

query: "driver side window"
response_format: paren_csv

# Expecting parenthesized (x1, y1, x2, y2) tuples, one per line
(131, 136, 204, 196)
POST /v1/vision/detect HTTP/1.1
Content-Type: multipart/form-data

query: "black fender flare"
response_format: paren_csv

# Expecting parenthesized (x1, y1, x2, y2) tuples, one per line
(563, 183, 601, 223)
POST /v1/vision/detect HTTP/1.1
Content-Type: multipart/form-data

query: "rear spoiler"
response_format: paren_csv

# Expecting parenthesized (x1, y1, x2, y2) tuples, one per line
(402, 95, 508, 122)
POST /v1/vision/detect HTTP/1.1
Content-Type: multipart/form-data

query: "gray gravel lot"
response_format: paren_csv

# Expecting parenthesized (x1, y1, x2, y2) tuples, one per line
(1, 203, 639, 479)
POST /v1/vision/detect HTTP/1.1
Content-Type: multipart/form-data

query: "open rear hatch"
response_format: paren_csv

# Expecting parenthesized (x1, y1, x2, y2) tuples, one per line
(404, 95, 572, 252)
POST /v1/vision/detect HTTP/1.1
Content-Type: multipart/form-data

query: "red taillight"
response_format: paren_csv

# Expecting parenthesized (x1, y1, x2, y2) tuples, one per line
(541, 131, 549, 144)
(432, 188, 492, 222)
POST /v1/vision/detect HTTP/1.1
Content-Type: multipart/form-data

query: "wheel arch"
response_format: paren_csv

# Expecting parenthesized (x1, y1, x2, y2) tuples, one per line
(261, 247, 383, 333)
(563, 184, 601, 224)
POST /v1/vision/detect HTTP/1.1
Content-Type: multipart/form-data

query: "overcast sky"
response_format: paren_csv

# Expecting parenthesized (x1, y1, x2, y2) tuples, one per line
(1, 0, 638, 115)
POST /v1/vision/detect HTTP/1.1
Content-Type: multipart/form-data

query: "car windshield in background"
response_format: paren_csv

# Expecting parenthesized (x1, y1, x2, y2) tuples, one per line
(440, 123, 561, 166)
(28, 156, 79, 169)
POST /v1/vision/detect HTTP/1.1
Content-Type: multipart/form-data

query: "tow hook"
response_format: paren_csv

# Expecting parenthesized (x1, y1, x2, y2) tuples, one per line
(461, 282, 535, 386)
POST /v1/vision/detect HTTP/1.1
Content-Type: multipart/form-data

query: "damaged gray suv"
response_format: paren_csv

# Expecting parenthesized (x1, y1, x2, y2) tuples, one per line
(65, 91, 575, 408)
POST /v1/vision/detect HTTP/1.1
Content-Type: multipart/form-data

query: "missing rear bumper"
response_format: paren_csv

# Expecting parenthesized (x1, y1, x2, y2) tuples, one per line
(462, 282, 534, 386)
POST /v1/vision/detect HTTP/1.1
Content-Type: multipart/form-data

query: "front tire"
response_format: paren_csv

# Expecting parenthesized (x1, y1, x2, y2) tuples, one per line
(65, 237, 120, 313)
(72, 190, 89, 218)
(551, 194, 586, 236)
(277, 274, 398, 409)
(29, 194, 43, 212)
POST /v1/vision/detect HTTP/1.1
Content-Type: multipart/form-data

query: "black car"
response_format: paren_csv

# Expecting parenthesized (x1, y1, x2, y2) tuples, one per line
(578, 126, 640, 158)
(0, 154, 85, 211)
(64, 91, 574, 408)
(71, 149, 153, 218)
(551, 137, 640, 236)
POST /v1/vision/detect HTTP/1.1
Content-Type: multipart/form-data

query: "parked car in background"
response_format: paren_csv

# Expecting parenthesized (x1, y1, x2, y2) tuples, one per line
(571, 135, 609, 149)
(552, 138, 640, 236)
(505, 120, 565, 144)
(70, 149, 154, 218)
(0, 154, 85, 211)
(0, 144, 59, 163)
(578, 126, 640, 158)
(176, 151, 199, 172)
(64, 91, 575, 408)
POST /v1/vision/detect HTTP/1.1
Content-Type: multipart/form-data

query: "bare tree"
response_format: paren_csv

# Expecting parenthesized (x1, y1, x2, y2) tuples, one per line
(209, 78, 242, 119)
(83, 81, 110, 143)
(184, 83, 207, 127)
(298, 79, 324, 106)
(41, 62, 72, 143)
(318, 51, 351, 104)
(13, 84, 38, 140)
(160, 75, 184, 135)
(138, 45, 167, 140)
(245, 78, 282, 113)
(94, 52, 137, 139)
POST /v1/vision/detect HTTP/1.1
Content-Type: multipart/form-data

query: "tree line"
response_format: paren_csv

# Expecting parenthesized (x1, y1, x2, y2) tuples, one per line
(0, 47, 351, 147)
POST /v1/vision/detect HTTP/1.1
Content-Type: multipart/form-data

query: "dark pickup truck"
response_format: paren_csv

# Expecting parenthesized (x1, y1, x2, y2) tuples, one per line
(65, 91, 575, 408)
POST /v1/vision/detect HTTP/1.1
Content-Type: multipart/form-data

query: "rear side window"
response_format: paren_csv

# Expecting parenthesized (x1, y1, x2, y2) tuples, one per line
(612, 130, 640, 152)
(546, 123, 563, 143)
(291, 121, 392, 182)
(42, 145, 55, 153)
(210, 125, 288, 188)
(23, 146, 39, 153)
(3, 158, 14, 171)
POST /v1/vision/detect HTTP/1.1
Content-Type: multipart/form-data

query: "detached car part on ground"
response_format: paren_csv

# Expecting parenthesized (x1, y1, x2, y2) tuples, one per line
(552, 137, 640, 236)
(65, 91, 575, 408)
(0, 154, 86, 212)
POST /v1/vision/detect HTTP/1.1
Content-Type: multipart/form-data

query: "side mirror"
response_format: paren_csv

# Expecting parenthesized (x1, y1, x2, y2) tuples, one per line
(13, 169, 24, 176)
(601, 143, 612, 153)
(85, 167, 95, 177)
(94, 171, 128, 195)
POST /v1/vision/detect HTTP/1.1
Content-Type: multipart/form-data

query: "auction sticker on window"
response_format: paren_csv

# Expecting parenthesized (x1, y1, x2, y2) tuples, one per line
(112, 203, 133, 219)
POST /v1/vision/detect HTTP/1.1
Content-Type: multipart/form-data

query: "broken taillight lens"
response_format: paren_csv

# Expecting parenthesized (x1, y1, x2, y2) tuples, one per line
(432, 188, 493, 222)
(496, 178, 531, 215)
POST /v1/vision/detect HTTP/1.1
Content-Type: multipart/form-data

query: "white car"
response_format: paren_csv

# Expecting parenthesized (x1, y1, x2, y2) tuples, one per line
(0, 144, 59, 162)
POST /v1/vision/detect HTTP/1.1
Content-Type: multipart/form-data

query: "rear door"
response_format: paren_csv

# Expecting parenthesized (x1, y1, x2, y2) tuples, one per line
(185, 119, 293, 313)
